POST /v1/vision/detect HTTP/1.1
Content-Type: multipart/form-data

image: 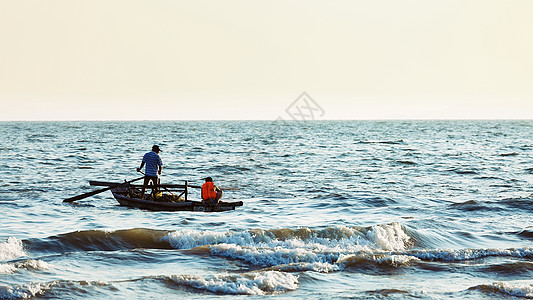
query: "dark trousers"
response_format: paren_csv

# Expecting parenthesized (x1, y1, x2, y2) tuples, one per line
(141, 176, 159, 199)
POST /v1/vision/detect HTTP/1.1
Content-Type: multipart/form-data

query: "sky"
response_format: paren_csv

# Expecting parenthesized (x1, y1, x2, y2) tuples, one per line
(0, 0, 532, 120)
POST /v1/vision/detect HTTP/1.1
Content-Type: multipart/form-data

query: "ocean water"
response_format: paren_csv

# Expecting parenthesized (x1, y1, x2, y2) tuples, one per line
(0, 120, 532, 299)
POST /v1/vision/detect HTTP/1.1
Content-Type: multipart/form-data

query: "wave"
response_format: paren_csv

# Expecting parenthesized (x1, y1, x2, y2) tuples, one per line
(27, 228, 173, 253)
(337, 253, 419, 270)
(394, 160, 417, 165)
(27, 226, 401, 255)
(0, 280, 118, 300)
(481, 261, 533, 276)
(167, 226, 533, 273)
(358, 195, 399, 207)
(499, 197, 533, 210)
(364, 288, 413, 298)
(470, 282, 533, 298)
(406, 247, 533, 261)
(448, 168, 479, 175)
(499, 152, 519, 157)
(449, 197, 533, 212)
(356, 140, 405, 145)
(168, 271, 298, 295)
(517, 229, 533, 240)
(164, 223, 412, 252)
(164, 223, 414, 272)
(24, 224, 415, 273)
(0, 259, 51, 274)
(449, 200, 503, 212)
(0, 237, 26, 261)
(0, 271, 297, 299)
(20, 226, 533, 277)
(208, 243, 342, 272)
(0, 282, 54, 300)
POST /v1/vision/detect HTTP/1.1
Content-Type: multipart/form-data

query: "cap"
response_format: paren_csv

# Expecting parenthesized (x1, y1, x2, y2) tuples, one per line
(152, 145, 162, 152)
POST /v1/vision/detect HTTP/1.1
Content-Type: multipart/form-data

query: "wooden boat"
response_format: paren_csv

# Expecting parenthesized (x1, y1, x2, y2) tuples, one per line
(90, 180, 243, 212)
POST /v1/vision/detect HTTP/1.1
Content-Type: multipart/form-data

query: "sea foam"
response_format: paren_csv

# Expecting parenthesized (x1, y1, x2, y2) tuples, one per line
(0, 282, 53, 299)
(473, 282, 533, 298)
(407, 247, 533, 261)
(0, 263, 17, 274)
(170, 271, 298, 295)
(0, 237, 26, 261)
(0, 260, 51, 274)
(489, 282, 533, 298)
(366, 222, 412, 251)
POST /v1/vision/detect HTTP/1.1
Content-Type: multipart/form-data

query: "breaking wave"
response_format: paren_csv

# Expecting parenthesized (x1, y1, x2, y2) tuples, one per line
(0, 237, 26, 261)
(163, 224, 533, 274)
(160, 223, 419, 272)
(168, 271, 298, 295)
(471, 282, 533, 298)
(0, 259, 51, 274)
(0, 272, 297, 299)
(15, 223, 533, 291)
(24, 225, 532, 274)
(164, 222, 412, 252)
(0, 282, 54, 300)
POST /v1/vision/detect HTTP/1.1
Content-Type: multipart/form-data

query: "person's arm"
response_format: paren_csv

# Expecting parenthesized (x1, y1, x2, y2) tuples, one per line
(137, 161, 145, 173)
(158, 165, 162, 175)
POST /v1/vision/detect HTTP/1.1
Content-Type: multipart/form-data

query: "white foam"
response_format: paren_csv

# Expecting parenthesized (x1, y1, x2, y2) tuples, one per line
(0, 263, 17, 274)
(170, 271, 298, 295)
(210, 243, 341, 272)
(0, 237, 26, 261)
(408, 247, 533, 261)
(165, 224, 413, 252)
(365, 222, 412, 251)
(384, 254, 420, 266)
(164, 226, 399, 251)
(0, 282, 53, 299)
(0, 260, 51, 274)
(486, 282, 533, 298)
(164, 229, 241, 249)
(17, 259, 52, 270)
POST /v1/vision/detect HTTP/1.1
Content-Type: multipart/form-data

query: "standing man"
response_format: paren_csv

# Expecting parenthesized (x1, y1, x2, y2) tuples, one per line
(137, 145, 163, 200)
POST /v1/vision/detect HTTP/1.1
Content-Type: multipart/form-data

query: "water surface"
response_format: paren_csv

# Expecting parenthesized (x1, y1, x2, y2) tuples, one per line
(1, 120, 532, 299)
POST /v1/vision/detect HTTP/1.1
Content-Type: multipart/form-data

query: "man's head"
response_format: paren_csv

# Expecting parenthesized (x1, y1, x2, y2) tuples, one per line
(152, 145, 162, 153)
(204, 177, 213, 182)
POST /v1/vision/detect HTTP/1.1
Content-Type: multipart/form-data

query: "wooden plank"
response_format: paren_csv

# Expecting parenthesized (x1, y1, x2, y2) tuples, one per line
(89, 180, 239, 190)
(64, 176, 145, 202)
(185, 180, 188, 201)
(89, 180, 201, 189)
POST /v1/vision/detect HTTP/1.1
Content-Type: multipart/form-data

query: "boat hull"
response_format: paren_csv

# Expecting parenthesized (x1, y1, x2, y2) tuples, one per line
(111, 190, 243, 212)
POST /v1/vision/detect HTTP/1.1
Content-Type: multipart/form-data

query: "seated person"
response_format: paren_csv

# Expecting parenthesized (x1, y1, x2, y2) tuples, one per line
(201, 177, 223, 204)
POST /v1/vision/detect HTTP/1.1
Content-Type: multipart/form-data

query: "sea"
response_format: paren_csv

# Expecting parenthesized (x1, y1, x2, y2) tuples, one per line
(0, 120, 532, 299)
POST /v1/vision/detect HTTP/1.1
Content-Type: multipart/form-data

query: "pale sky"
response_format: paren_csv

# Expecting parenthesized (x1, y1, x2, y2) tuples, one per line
(0, 0, 532, 120)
